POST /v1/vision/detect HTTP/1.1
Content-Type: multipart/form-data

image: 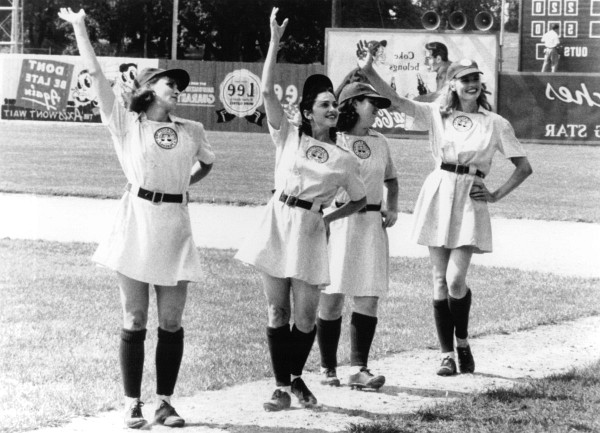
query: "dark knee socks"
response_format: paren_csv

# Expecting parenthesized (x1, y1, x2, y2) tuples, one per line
(350, 312, 378, 368)
(433, 299, 455, 353)
(289, 324, 316, 377)
(448, 289, 472, 340)
(266, 325, 291, 386)
(120, 328, 146, 398)
(317, 317, 342, 369)
(156, 327, 184, 396)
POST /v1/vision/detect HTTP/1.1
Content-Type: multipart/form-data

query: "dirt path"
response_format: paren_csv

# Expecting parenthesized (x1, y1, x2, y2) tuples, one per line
(29, 315, 600, 433)
(1, 193, 599, 277)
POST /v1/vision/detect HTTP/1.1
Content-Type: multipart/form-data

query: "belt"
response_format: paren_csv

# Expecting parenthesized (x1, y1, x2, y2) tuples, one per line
(440, 163, 485, 179)
(279, 192, 322, 213)
(126, 183, 187, 204)
(335, 201, 382, 213)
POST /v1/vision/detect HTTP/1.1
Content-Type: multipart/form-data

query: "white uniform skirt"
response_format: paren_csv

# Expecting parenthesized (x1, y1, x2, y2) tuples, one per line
(411, 170, 492, 253)
(323, 211, 389, 296)
(92, 191, 203, 286)
(235, 197, 329, 286)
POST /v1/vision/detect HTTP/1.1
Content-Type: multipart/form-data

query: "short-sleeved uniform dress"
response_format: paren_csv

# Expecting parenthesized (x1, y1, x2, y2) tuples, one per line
(235, 116, 365, 286)
(92, 98, 216, 286)
(324, 130, 397, 297)
(410, 103, 526, 253)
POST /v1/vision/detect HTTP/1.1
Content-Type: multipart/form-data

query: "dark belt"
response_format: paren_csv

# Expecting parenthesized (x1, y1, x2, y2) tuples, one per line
(279, 192, 322, 213)
(127, 183, 185, 204)
(335, 201, 382, 213)
(440, 163, 485, 179)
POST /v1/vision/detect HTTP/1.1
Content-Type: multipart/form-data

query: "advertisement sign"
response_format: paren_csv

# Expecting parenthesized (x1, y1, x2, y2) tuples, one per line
(160, 59, 323, 133)
(1, 54, 158, 122)
(498, 72, 600, 144)
(520, 0, 600, 72)
(325, 28, 498, 136)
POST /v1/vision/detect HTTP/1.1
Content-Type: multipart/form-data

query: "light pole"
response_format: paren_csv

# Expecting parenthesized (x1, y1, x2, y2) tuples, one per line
(171, 0, 178, 59)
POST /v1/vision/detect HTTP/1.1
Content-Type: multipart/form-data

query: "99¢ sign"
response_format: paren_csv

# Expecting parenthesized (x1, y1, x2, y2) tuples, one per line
(219, 69, 263, 117)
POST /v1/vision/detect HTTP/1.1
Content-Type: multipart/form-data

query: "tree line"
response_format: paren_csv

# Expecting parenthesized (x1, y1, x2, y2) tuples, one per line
(24, 0, 518, 63)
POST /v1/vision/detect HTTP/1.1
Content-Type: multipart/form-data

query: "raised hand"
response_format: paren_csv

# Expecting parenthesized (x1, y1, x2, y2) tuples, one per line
(356, 40, 373, 70)
(269, 7, 288, 42)
(58, 7, 86, 26)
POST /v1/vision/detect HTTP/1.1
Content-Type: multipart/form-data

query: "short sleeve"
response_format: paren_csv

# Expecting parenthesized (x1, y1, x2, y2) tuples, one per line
(383, 139, 398, 181)
(410, 101, 435, 131)
(496, 117, 527, 159)
(100, 97, 131, 143)
(342, 156, 366, 202)
(193, 123, 216, 164)
(267, 114, 292, 148)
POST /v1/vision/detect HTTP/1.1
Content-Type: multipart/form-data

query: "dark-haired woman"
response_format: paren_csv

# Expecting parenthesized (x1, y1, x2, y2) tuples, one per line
(59, 8, 214, 429)
(317, 81, 398, 390)
(358, 49, 532, 377)
(235, 8, 366, 411)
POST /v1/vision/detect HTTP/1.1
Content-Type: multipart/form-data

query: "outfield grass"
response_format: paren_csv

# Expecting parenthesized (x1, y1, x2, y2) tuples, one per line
(1, 122, 599, 223)
(348, 361, 600, 433)
(1, 239, 599, 432)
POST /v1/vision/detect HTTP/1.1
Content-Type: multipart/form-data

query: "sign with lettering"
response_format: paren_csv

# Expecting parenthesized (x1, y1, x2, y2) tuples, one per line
(520, 0, 600, 72)
(325, 28, 498, 136)
(498, 72, 600, 144)
(15, 59, 74, 111)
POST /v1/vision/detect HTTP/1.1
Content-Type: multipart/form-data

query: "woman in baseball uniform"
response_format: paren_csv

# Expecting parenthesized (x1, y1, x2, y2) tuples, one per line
(317, 81, 398, 390)
(59, 8, 215, 429)
(235, 8, 366, 411)
(358, 49, 533, 376)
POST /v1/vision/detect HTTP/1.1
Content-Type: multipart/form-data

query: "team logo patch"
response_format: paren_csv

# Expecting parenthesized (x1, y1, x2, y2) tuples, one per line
(352, 140, 371, 159)
(453, 115, 473, 132)
(306, 145, 329, 163)
(154, 127, 178, 149)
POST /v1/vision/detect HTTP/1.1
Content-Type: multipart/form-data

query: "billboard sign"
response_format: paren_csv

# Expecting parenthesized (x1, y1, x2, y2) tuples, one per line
(325, 28, 498, 136)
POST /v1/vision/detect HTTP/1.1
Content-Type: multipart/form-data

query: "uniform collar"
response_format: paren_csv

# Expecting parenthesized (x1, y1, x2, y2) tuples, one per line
(137, 111, 184, 124)
(454, 106, 489, 116)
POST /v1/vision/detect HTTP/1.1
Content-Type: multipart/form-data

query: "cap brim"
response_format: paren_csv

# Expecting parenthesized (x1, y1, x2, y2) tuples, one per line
(158, 68, 190, 92)
(365, 93, 391, 108)
(454, 68, 483, 79)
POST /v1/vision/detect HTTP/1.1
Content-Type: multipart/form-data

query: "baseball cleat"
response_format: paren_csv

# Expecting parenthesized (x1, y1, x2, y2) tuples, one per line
(347, 368, 385, 390)
(291, 377, 318, 407)
(320, 368, 341, 387)
(124, 399, 148, 429)
(154, 400, 185, 427)
(457, 345, 475, 373)
(436, 356, 457, 376)
(263, 389, 291, 412)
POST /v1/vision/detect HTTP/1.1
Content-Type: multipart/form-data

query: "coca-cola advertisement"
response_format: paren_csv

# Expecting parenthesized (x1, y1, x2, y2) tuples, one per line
(325, 29, 498, 137)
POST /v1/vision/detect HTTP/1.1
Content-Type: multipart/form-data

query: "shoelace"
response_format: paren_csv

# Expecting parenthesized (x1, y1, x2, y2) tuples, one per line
(129, 400, 144, 417)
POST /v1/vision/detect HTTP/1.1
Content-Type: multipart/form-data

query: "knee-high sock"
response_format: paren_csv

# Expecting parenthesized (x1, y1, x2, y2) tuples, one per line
(155, 327, 184, 396)
(317, 317, 342, 369)
(266, 325, 291, 386)
(433, 299, 455, 353)
(289, 325, 316, 377)
(120, 328, 146, 398)
(350, 312, 378, 368)
(448, 289, 472, 340)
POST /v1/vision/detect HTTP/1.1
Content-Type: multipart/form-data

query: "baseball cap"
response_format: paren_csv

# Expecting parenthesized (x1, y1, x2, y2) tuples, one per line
(446, 59, 483, 80)
(135, 67, 190, 92)
(302, 74, 334, 100)
(338, 82, 391, 108)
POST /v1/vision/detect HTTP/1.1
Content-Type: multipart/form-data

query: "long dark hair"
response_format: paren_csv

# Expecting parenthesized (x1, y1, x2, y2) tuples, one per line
(298, 85, 337, 142)
(440, 79, 492, 117)
(129, 76, 161, 113)
(337, 95, 368, 133)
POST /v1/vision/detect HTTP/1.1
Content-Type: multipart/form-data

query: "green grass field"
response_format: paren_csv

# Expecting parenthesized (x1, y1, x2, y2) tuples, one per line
(2, 122, 599, 223)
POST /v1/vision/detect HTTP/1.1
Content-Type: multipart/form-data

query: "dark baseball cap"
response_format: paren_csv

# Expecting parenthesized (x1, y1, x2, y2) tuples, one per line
(302, 74, 334, 100)
(446, 59, 483, 80)
(338, 82, 391, 108)
(135, 67, 190, 92)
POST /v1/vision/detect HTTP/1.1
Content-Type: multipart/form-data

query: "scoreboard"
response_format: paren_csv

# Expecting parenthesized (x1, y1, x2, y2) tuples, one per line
(519, 0, 600, 71)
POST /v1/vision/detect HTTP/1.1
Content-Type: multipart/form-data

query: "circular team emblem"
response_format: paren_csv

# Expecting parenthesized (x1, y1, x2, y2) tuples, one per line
(453, 115, 473, 132)
(154, 127, 178, 149)
(352, 140, 371, 159)
(219, 69, 263, 117)
(306, 145, 329, 163)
